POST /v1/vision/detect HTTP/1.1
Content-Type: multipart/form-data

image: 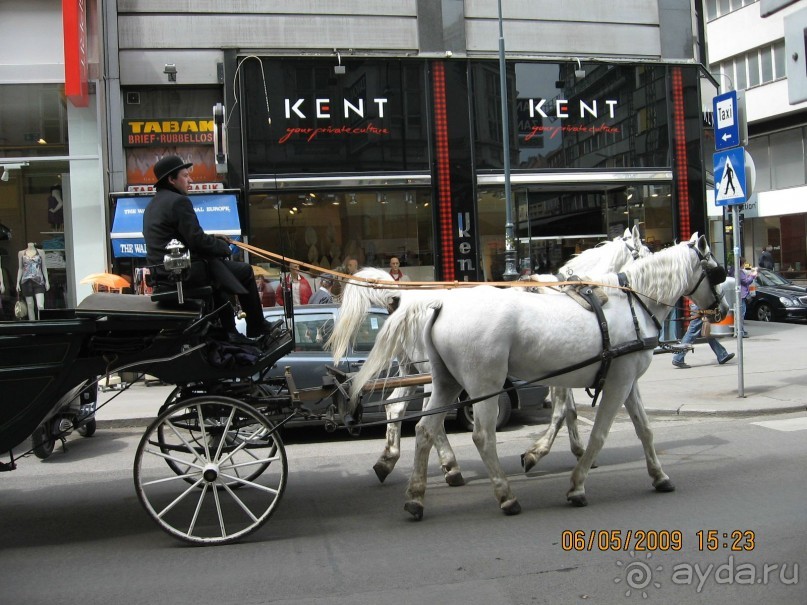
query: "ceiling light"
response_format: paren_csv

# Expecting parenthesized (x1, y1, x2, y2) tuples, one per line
(574, 58, 586, 79)
(1, 170, 8, 182)
(37, 138, 47, 145)
(348, 193, 357, 205)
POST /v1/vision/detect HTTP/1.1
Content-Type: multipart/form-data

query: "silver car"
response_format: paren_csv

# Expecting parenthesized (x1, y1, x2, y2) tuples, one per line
(238, 303, 548, 430)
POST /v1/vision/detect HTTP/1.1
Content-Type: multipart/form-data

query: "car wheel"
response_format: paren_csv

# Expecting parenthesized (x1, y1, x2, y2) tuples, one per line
(457, 392, 512, 432)
(754, 302, 772, 322)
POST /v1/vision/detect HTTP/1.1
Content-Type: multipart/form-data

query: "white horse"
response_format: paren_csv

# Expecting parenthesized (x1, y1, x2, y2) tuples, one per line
(328, 227, 649, 484)
(348, 235, 728, 519)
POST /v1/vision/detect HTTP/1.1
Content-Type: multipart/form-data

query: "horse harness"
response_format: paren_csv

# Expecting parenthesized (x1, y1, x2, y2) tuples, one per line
(565, 275, 661, 407)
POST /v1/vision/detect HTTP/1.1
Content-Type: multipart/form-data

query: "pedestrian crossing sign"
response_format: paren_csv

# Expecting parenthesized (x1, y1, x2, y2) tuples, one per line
(714, 146, 746, 206)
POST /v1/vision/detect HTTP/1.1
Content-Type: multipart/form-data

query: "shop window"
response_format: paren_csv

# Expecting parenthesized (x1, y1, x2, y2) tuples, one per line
(248, 189, 435, 282)
(770, 128, 805, 188)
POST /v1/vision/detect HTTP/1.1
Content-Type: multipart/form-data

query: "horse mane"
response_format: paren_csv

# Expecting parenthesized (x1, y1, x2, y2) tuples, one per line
(326, 267, 400, 363)
(563, 238, 634, 276)
(620, 242, 694, 305)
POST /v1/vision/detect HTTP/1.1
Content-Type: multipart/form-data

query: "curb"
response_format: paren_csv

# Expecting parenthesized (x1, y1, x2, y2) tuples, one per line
(647, 403, 807, 418)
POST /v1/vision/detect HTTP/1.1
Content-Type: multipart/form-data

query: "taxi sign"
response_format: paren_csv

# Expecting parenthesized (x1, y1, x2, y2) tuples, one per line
(714, 147, 747, 206)
(713, 90, 740, 151)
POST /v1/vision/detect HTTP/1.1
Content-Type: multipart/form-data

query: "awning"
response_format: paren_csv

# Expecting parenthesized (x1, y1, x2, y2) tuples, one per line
(110, 193, 241, 258)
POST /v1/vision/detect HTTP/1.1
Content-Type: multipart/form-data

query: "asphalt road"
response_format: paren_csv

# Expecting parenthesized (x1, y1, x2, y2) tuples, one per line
(1, 409, 805, 605)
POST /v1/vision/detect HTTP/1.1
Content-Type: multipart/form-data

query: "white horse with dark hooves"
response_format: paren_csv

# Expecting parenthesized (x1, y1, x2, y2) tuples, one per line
(348, 235, 728, 519)
(328, 227, 649, 484)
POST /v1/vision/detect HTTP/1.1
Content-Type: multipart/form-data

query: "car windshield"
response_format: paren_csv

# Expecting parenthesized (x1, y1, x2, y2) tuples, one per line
(756, 269, 790, 287)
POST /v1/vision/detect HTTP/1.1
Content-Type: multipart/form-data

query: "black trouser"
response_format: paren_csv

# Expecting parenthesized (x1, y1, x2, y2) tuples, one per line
(161, 259, 264, 336)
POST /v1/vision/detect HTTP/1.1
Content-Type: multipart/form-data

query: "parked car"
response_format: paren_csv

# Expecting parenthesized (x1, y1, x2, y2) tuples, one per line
(237, 303, 549, 430)
(746, 269, 807, 323)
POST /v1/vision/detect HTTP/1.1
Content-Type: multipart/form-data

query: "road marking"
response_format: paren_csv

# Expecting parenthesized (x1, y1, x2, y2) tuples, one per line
(751, 417, 807, 432)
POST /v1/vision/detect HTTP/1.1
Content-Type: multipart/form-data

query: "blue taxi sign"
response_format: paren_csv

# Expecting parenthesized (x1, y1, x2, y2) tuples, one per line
(713, 90, 740, 151)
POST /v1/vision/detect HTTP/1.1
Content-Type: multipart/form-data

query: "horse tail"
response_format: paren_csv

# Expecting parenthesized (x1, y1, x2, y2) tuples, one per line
(326, 268, 398, 363)
(349, 297, 439, 403)
(421, 302, 455, 391)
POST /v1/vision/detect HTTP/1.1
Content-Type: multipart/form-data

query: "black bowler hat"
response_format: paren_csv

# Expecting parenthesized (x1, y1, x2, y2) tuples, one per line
(153, 155, 193, 183)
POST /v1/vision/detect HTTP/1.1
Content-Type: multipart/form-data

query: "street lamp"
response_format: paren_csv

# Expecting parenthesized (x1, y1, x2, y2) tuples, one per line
(498, 0, 518, 280)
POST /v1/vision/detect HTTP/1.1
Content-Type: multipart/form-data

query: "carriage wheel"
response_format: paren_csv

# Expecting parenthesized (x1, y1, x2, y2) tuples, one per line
(157, 387, 278, 485)
(31, 425, 56, 460)
(133, 396, 287, 545)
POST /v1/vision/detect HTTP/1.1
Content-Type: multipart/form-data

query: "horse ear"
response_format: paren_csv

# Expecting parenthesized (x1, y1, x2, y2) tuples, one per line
(688, 232, 699, 243)
(697, 234, 710, 256)
(631, 224, 641, 247)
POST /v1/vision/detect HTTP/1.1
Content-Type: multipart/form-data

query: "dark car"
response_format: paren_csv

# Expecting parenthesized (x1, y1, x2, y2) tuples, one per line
(237, 303, 549, 430)
(746, 269, 807, 323)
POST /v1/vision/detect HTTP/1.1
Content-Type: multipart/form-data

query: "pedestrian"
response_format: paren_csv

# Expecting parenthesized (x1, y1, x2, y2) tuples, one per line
(758, 245, 774, 270)
(388, 256, 410, 282)
(728, 258, 756, 337)
(142, 155, 278, 344)
(309, 274, 335, 304)
(276, 262, 312, 305)
(672, 302, 735, 369)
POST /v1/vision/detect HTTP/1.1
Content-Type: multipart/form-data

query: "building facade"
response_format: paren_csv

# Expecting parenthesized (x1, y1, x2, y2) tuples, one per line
(0, 0, 106, 313)
(705, 0, 807, 278)
(1, 1, 715, 315)
(104, 0, 712, 288)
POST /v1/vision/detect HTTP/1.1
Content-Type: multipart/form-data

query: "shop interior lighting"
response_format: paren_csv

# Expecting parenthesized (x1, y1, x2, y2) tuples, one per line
(574, 58, 586, 79)
(1, 162, 28, 181)
(348, 193, 357, 205)
(37, 137, 47, 145)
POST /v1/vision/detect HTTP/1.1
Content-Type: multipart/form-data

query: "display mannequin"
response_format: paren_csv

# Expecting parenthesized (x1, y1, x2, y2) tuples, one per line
(47, 185, 64, 230)
(16, 243, 49, 320)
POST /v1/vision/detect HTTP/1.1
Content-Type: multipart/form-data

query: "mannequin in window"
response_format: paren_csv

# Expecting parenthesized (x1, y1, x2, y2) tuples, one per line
(47, 185, 64, 231)
(16, 243, 49, 320)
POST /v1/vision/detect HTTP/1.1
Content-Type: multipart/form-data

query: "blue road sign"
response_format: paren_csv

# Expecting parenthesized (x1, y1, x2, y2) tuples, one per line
(714, 147, 746, 206)
(713, 90, 740, 151)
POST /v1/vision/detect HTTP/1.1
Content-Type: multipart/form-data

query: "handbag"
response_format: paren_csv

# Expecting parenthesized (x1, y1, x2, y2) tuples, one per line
(14, 295, 28, 319)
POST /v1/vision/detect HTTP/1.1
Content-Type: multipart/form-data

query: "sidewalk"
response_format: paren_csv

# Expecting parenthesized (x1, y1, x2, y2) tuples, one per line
(95, 320, 807, 428)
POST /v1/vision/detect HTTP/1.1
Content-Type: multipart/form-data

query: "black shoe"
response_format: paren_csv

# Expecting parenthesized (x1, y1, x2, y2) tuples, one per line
(672, 360, 690, 369)
(718, 352, 735, 365)
(247, 319, 284, 339)
(226, 331, 256, 346)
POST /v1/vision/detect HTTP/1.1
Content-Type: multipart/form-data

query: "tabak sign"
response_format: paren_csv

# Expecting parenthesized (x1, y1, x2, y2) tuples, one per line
(277, 96, 391, 144)
(122, 118, 215, 147)
(516, 97, 621, 144)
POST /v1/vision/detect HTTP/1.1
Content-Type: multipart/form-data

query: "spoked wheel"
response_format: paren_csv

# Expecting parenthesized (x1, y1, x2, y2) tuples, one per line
(134, 395, 287, 545)
(157, 386, 278, 485)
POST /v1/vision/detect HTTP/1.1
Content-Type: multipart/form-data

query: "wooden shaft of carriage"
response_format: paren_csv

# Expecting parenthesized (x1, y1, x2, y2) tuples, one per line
(360, 374, 433, 393)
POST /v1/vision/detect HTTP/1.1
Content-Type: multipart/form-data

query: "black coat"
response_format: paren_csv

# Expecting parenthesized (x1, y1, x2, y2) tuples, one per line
(143, 186, 246, 294)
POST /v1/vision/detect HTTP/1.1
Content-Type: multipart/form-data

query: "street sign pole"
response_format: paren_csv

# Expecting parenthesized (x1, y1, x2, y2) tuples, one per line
(732, 205, 744, 397)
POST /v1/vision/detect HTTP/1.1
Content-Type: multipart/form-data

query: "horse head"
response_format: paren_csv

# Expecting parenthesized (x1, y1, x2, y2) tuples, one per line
(685, 234, 730, 322)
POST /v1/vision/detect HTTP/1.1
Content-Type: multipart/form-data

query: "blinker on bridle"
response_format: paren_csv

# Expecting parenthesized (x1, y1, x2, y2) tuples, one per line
(685, 244, 726, 317)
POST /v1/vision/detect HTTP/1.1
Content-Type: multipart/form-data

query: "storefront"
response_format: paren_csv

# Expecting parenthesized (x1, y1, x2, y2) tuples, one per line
(235, 57, 706, 282)
(1, 0, 105, 317)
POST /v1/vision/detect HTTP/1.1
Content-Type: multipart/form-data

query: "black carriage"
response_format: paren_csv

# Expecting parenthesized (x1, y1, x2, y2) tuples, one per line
(0, 287, 357, 545)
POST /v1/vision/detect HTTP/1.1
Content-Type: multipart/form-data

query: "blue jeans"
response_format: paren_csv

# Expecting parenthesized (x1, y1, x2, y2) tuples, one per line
(672, 316, 729, 363)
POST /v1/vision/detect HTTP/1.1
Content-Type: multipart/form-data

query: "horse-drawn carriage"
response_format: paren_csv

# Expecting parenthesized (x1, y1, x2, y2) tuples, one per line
(1, 233, 730, 544)
(0, 247, 362, 545)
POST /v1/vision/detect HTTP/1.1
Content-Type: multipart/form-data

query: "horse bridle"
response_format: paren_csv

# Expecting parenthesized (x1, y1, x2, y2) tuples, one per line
(684, 243, 727, 321)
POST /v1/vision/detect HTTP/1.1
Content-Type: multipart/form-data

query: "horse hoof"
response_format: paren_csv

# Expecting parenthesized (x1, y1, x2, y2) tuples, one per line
(567, 493, 588, 507)
(373, 462, 390, 483)
(404, 501, 424, 521)
(654, 479, 675, 493)
(444, 470, 465, 487)
(501, 498, 521, 516)
(521, 453, 537, 473)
